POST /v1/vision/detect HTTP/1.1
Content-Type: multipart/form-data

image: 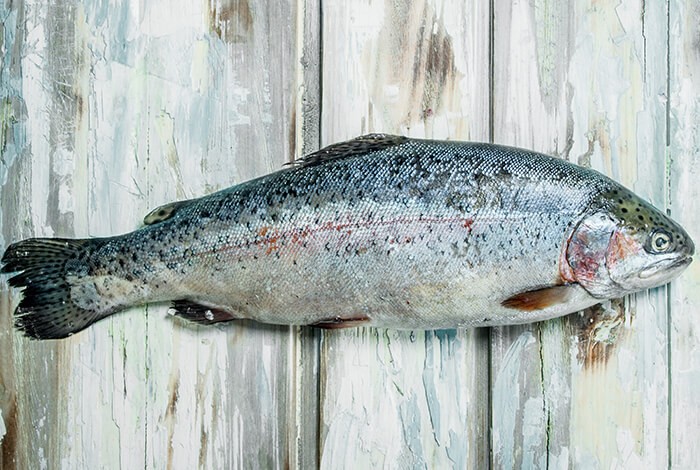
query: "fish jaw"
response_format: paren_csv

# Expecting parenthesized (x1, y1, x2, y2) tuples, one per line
(606, 227, 694, 291)
(637, 255, 693, 283)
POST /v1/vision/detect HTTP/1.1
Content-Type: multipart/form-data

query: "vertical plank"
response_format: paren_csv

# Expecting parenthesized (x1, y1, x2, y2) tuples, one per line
(289, 1, 322, 468)
(490, 0, 670, 468)
(318, 0, 491, 467)
(1, 0, 311, 468)
(669, 0, 700, 466)
(0, 0, 22, 466)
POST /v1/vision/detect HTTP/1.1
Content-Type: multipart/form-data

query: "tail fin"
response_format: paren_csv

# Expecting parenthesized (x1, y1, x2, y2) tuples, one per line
(2, 238, 111, 339)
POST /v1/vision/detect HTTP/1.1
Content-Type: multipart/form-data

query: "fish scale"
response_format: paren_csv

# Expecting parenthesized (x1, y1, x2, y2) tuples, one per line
(1, 134, 694, 339)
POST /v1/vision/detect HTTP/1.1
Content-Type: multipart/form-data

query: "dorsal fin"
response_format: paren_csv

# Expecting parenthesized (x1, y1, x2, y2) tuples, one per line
(290, 134, 408, 168)
(143, 200, 189, 225)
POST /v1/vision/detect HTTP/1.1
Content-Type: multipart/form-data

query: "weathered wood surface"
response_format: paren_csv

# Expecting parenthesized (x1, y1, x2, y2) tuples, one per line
(490, 1, 672, 468)
(669, 0, 700, 467)
(0, 0, 698, 469)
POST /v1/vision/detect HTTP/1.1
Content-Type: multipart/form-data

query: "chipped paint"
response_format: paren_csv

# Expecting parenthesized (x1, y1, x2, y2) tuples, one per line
(208, 0, 253, 44)
(669, 0, 700, 467)
(320, 328, 483, 468)
(364, 0, 463, 134)
(1, 0, 698, 468)
(574, 300, 628, 368)
(492, 330, 535, 470)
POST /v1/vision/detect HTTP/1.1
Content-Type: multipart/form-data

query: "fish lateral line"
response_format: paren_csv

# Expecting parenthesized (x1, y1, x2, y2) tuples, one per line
(184, 214, 479, 260)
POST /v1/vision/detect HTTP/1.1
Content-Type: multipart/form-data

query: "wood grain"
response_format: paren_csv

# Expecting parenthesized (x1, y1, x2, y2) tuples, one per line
(669, 0, 700, 467)
(1, 0, 699, 468)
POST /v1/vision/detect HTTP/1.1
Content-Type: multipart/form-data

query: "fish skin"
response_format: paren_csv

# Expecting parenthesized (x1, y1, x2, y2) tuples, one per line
(1, 134, 694, 339)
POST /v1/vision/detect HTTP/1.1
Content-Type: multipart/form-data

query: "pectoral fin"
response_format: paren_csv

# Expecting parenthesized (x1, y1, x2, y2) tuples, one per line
(501, 285, 575, 311)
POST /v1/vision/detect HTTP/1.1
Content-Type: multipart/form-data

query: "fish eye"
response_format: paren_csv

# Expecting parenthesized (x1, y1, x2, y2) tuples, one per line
(649, 230, 672, 253)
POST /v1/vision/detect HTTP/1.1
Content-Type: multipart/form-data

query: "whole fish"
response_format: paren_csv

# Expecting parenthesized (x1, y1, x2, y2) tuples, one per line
(1, 135, 694, 339)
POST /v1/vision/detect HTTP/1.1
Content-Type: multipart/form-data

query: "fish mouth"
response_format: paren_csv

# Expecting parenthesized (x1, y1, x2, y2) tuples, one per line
(639, 256, 693, 280)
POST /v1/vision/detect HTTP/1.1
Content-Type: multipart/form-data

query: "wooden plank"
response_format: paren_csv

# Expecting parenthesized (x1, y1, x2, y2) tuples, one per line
(290, 1, 322, 468)
(2, 2, 150, 467)
(490, 0, 671, 468)
(318, 0, 491, 467)
(1, 2, 29, 467)
(669, 0, 700, 466)
(0, 0, 310, 467)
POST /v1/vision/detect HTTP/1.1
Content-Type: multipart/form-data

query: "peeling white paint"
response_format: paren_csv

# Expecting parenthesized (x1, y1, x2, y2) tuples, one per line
(0, 408, 5, 442)
(492, 331, 534, 469)
(190, 40, 210, 94)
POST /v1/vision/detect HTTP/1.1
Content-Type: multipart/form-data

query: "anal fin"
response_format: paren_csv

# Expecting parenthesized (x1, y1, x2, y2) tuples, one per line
(501, 285, 574, 311)
(170, 299, 238, 325)
(312, 315, 370, 329)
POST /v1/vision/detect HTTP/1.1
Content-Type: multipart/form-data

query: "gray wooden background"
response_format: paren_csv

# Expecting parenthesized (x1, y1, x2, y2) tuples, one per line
(1, 0, 699, 468)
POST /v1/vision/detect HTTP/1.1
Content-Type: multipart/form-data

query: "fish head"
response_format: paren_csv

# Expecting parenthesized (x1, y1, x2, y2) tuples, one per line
(566, 188, 694, 299)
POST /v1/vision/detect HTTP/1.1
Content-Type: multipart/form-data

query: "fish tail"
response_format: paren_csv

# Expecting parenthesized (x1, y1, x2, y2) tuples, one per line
(2, 237, 114, 339)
